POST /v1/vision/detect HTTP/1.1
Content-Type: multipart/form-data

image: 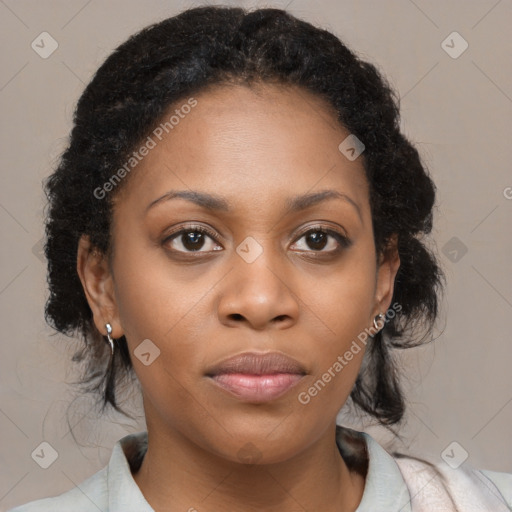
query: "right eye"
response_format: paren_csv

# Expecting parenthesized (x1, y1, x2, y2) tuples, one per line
(163, 226, 223, 253)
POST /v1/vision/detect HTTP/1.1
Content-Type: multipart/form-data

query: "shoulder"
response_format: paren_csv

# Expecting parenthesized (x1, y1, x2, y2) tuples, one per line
(7, 431, 150, 512)
(7, 467, 108, 512)
(480, 468, 512, 504)
(393, 453, 512, 511)
(339, 425, 512, 511)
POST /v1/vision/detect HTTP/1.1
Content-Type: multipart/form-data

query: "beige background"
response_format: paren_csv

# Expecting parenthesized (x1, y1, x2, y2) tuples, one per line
(1, 0, 511, 509)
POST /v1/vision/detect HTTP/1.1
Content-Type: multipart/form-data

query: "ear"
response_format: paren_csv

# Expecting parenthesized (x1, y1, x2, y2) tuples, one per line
(76, 234, 123, 338)
(372, 234, 400, 317)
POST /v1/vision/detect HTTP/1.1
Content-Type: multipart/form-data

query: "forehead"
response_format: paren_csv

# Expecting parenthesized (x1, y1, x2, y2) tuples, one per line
(113, 83, 370, 217)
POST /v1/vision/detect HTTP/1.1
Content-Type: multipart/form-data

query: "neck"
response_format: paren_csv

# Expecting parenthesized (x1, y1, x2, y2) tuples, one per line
(132, 422, 366, 512)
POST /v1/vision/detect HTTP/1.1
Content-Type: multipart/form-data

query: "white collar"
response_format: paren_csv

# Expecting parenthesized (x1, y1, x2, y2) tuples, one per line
(105, 426, 413, 512)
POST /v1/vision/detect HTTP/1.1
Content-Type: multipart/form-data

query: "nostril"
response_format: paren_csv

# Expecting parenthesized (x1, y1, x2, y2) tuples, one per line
(229, 313, 244, 321)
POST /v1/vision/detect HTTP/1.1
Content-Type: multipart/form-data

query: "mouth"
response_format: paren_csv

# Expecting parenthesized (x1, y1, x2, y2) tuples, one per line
(205, 352, 306, 403)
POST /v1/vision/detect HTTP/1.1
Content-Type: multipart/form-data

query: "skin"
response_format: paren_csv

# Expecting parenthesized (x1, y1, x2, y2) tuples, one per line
(77, 82, 400, 512)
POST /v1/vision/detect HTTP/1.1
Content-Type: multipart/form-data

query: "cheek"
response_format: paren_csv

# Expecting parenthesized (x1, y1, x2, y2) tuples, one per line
(293, 252, 376, 411)
(112, 236, 211, 343)
(300, 249, 376, 344)
(111, 244, 216, 398)
(113, 259, 207, 426)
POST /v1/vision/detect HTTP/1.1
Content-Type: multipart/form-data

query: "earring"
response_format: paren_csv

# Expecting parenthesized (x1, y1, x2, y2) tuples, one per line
(105, 323, 115, 356)
(373, 313, 386, 332)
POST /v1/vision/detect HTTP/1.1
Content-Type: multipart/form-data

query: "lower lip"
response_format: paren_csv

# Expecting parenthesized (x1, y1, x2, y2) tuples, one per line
(209, 373, 303, 402)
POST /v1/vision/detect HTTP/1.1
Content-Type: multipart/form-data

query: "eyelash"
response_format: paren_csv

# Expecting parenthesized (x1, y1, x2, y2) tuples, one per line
(291, 225, 352, 253)
(163, 225, 220, 251)
(162, 224, 351, 255)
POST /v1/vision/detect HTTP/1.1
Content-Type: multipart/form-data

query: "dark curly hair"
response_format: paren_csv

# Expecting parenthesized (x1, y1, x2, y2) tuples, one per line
(43, 5, 445, 428)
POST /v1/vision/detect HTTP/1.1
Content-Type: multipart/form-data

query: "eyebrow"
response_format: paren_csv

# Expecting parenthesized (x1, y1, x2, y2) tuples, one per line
(285, 190, 362, 222)
(145, 189, 362, 222)
(146, 190, 229, 213)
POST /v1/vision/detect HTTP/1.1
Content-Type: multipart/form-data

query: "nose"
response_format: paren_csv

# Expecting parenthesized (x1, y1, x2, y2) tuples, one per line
(216, 252, 300, 331)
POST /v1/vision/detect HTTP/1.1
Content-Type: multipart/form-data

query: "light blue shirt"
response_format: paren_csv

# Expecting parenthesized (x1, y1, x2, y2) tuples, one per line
(9, 426, 512, 511)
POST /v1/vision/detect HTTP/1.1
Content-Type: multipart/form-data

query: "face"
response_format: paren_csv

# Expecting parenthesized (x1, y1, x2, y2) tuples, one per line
(78, 83, 399, 464)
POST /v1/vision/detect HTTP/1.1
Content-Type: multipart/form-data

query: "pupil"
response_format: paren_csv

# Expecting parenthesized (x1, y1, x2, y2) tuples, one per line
(307, 231, 327, 250)
(183, 232, 204, 251)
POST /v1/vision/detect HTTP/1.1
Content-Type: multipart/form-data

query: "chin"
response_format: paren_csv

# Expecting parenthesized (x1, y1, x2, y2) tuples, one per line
(201, 424, 314, 466)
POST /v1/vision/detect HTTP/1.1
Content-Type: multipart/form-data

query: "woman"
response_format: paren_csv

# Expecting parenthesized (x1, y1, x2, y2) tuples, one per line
(10, 6, 511, 511)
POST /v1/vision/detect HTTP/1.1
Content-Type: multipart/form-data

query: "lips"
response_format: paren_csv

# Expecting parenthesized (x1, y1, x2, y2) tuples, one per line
(206, 352, 306, 403)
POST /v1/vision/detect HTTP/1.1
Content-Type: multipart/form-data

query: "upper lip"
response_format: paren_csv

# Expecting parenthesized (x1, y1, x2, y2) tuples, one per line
(206, 352, 307, 376)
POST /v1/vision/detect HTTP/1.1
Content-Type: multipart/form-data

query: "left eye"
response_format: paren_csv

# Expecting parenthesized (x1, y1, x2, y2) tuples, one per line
(291, 228, 349, 252)
(164, 227, 222, 253)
